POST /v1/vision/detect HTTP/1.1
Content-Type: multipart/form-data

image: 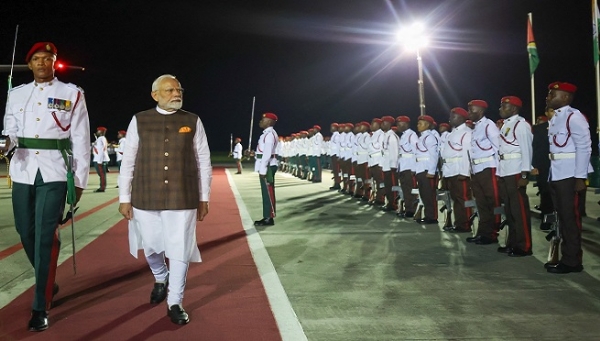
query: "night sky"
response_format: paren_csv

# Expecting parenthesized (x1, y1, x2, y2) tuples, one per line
(1, 0, 597, 152)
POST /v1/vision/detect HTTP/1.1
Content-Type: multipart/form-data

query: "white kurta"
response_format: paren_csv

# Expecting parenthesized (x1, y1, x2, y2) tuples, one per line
(118, 106, 212, 262)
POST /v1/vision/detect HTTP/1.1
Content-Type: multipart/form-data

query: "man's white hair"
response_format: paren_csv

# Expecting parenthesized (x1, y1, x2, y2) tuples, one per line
(151, 74, 179, 91)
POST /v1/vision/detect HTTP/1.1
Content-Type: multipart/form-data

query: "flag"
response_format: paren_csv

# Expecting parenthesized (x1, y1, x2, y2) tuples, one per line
(594, 0, 600, 64)
(527, 15, 539, 76)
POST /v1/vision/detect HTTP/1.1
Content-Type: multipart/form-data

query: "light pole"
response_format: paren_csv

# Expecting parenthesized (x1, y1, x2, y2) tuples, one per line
(398, 23, 429, 116)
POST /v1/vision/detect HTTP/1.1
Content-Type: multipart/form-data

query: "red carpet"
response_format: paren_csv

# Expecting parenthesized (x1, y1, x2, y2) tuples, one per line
(0, 168, 281, 341)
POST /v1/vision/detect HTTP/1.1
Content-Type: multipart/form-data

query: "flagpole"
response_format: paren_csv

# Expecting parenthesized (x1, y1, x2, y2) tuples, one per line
(247, 96, 256, 152)
(528, 13, 536, 124)
(593, 0, 600, 132)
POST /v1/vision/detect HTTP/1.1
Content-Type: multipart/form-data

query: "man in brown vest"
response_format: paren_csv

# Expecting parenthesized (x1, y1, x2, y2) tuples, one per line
(118, 74, 212, 325)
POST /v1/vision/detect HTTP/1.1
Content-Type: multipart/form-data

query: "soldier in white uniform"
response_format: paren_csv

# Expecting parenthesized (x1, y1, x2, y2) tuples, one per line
(467, 100, 502, 244)
(329, 123, 342, 189)
(119, 74, 212, 325)
(545, 82, 592, 274)
(115, 130, 127, 172)
(309, 125, 323, 182)
(368, 118, 385, 205)
(2, 42, 90, 331)
(233, 137, 243, 174)
(440, 108, 473, 232)
(92, 126, 109, 192)
(497, 96, 533, 257)
(254, 113, 279, 226)
(414, 115, 440, 224)
(396, 116, 419, 218)
(354, 122, 371, 200)
(381, 116, 400, 211)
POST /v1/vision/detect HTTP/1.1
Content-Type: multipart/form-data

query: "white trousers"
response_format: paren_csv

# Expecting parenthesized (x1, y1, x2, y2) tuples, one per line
(146, 252, 189, 306)
(128, 208, 202, 262)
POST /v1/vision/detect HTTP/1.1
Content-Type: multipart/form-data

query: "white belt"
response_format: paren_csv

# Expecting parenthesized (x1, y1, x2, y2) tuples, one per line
(357, 151, 368, 155)
(443, 157, 461, 163)
(416, 157, 429, 162)
(370, 151, 383, 157)
(549, 152, 576, 160)
(399, 153, 414, 158)
(471, 156, 494, 165)
(499, 153, 521, 160)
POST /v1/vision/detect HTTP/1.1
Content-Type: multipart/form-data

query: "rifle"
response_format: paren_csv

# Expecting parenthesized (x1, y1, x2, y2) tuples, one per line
(465, 199, 478, 227)
(438, 190, 453, 228)
(544, 212, 560, 266)
(392, 184, 404, 216)
(494, 205, 508, 230)
(411, 188, 423, 221)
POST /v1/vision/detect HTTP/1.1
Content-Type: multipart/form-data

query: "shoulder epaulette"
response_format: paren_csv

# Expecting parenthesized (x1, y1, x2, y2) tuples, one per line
(8, 84, 26, 92)
(66, 83, 84, 93)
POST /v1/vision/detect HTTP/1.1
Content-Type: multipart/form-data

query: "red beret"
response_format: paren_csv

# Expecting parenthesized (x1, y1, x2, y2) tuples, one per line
(501, 96, 522, 107)
(26, 42, 57, 62)
(345, 123, 354, 128)
(313, 125, 321, 131)
(396, 116, 410, 123)
(360, 121, 371, 128)
(537, 116, 549, 122)
(417, 115, 435, 125)
(300, 130, 308, 135)
(118, 130, 127, 135)
(372, 118, 383, 124)
(548, 81, 577, 93)
(97, 126, 107, 132)
(450, 107, 468, 118)
(468, 100, 488, 109)
(439, 123, 450, 129)
(330, 122, 339, 127)
(262, 112, 278, 121)
(381, 116, 395, 123)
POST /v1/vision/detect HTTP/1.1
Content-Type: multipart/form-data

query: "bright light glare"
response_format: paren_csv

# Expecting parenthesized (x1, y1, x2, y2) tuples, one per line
(397, 22, 429, 50)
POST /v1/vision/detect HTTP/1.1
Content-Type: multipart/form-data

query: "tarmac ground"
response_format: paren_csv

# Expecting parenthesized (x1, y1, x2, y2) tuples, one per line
(2, 161, 600, 340)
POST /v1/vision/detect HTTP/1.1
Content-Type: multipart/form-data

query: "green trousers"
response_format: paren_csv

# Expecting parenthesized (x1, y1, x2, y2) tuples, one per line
(12, 170, 66, 311)
(260, 166, 277, 219)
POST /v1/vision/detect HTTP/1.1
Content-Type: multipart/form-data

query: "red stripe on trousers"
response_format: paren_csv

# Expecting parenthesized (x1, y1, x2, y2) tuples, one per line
(490, 168, 501, 224)
(267, 184, 276, 218)
(515, 174, 531, 251)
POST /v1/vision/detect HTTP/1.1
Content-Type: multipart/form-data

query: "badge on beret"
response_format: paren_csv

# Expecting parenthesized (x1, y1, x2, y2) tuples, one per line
(504, 98, 510, 103)
(553, 84, 559, 89)
(46, 44, 52, 51)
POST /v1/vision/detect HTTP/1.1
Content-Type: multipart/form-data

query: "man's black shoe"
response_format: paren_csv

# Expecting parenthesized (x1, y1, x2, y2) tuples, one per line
(416, 218, 438, 224)
(329, 185, 341, 190)
(475, 236, 498, 245)
(167, 305, 190, 325)
(466, 235, 481, 243)
(94, 188, 105, 192)
(28, 310, 48, 332)
(544, 262, 558, 269)
(150, 280, 168, 304)
(497, 246, 512, 253)
(508, 248, 532, 257)
(547, 262, 584, 274)
(540, 223, 552, 231)
(403, 212, 415, 218)
(254, 218, 274, 226)
(442, 226, 454, 231)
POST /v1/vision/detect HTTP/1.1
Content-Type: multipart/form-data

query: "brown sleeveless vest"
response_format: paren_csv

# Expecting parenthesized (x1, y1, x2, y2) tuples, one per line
(131, 109, 200, 210)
